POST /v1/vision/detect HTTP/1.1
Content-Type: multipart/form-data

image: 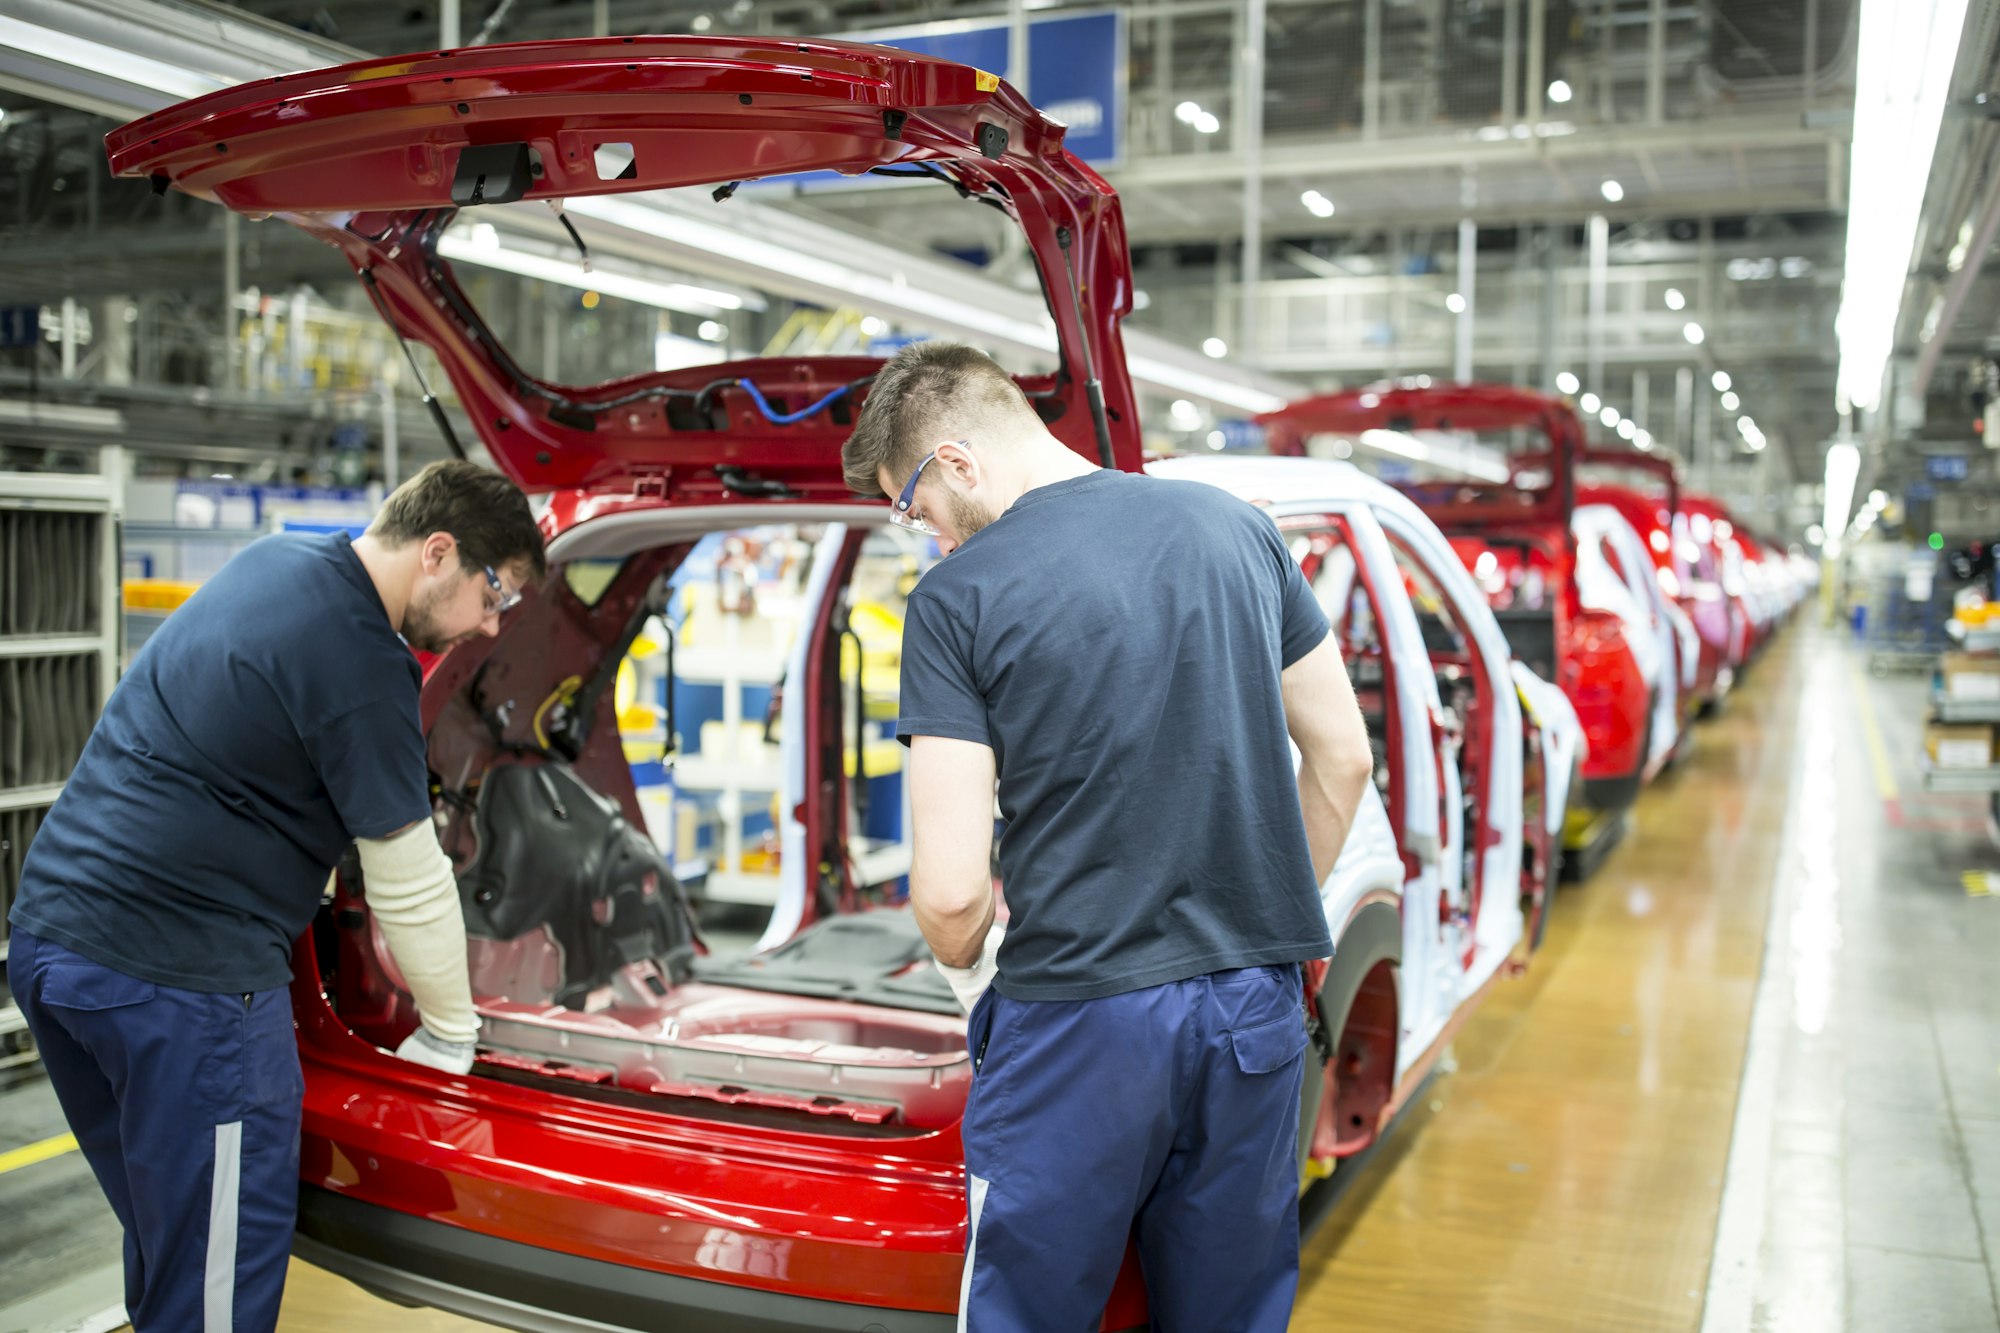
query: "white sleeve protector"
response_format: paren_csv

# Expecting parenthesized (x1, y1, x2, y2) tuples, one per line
(934, 921, 1006, 1014)
(355, 822, 479, 1046)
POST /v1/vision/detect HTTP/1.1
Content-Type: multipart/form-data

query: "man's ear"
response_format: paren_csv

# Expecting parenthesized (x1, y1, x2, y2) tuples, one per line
(420, 531, 456, 574)
(933, 440, 980, 487)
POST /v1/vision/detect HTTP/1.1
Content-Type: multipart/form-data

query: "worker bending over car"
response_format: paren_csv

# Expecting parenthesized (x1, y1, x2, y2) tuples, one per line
(7, 460, 544, 1332)
(843, 342, 1375, 1331)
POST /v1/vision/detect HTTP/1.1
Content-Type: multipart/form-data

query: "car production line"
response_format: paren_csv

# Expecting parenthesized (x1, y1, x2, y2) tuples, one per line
(14, 621, 1994, 1332)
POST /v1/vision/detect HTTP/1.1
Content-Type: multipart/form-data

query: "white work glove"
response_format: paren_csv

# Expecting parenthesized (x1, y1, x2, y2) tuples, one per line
(934, 922, 1005, 1013)
(394, 1025, 477, 1075)
(354, 823, 479, 1047)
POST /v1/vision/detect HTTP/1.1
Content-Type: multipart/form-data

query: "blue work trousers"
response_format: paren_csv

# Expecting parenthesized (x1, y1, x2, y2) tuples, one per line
(958, 963, 1310, 1332)
(7, 928, 302, 1332)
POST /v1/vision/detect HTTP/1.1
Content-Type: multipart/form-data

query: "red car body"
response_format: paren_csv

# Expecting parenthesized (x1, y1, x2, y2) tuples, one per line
(1258, 385, 1658, 812)
(111, 37, 1157, 1331)
(1679, 493, 1762, 669)
(1559, 451, 1731, 714)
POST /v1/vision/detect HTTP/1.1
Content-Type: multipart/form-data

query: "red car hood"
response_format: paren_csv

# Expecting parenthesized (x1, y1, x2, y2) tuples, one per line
(104, 37, 1139, 495)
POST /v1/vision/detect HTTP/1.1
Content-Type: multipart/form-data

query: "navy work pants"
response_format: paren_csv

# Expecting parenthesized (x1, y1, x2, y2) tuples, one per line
(958, 964, 1310, 1332)
(8, 928, 302, 1332)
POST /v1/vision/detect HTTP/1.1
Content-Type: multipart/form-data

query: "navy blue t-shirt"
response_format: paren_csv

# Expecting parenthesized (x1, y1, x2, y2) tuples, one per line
(11, 532, 431, 992)
(897, 469, 1334, 1002)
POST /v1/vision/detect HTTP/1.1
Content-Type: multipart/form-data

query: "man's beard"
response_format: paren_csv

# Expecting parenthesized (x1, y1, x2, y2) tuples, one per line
(402, 581, 467, 655)
(947, 489, 998, 545)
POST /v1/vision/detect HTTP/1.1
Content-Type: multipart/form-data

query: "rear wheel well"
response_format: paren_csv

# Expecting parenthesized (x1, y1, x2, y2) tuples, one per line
(1303, 899, 1401, 1172)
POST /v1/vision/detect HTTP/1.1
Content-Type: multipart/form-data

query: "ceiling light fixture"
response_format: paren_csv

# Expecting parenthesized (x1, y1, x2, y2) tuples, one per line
(1837, 0, 1971, 411)
(1712, 370, 1732, 392)
(1720, 391, 1740, 411)
(1548, 79, 1573, 104)
(1580, 392, 1601, 414)
(1446, 292, 1467, 314)
(1683, 321, 1705, 344)
(1664, 287, 1686, 310)
(1556, 371, 1580, 395)
(1301, 189, 1336, 218)
(1600, 179, 1625, 203)
(1202, 336, 1228, 358)
(1823, 442, 1859, 556)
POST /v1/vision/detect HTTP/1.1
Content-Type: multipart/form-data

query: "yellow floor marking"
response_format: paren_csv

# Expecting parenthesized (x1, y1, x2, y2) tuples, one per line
(0, 1131, 78, 1175)
(1852, 663, 1900, 803)
(1964, 871, 2000, 899)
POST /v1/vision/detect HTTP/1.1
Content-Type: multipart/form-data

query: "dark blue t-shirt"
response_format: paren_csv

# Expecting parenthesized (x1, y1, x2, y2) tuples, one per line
(11, 532, 431, 992)
(897, 469, 1334, 1001)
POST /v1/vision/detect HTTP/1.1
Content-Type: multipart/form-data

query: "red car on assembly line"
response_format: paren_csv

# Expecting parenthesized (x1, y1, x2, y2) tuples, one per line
(1259, 384, 1668, 819)
(1557, 450, 1732, 717)
(108, 37, 1572, 1333)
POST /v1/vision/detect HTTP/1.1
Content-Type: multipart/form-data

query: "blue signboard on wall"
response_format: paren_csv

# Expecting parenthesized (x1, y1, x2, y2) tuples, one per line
(1926, 454, 1971, 482)
(0, 306, 40, 348)
(840, 9, 1125, 166)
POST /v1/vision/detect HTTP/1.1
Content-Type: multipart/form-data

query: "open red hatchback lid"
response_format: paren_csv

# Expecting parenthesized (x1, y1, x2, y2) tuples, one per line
(104, 37, 1139, 496)
(1256, 383, 1582, 533)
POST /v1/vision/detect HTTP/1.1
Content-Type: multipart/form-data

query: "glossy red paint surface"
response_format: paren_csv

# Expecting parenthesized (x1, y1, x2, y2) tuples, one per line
(1258, 384, 1652, 799)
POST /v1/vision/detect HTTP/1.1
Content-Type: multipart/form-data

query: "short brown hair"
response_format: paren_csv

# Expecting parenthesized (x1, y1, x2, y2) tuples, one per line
(842, 341, 1040, 498)
(370, 460, 547, 580)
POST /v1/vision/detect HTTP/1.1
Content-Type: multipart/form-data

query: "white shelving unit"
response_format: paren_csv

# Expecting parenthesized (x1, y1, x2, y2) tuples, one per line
(0, 458, 125, 1061)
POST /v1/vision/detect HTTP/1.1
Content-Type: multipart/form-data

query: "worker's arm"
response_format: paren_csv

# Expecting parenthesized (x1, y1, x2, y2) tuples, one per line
(356, 819, 479, 1073)
(907, 734, 1000, 974)
(1281, 633, 1377, 887)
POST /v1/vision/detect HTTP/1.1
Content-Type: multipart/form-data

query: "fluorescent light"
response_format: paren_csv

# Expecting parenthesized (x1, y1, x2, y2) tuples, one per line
(1206, 430, 1226, 450)
(1807, 523, 1826, 545)
(1664, 287, 1686, 310)
(1446, 292, 1467, 314)
(1194, 111, 1221, 135)
(1580, 392, 1601, 414)
(1683, 321, 1705, 344)
(1601, 180, 1625, 203)
(1600, 405, 1621, 427)
(1202, 337, 1228, 358)
(1301, 190, 1336, 218)
(1634, 429, 1653, 449)
(1548, 79, 1573, 104)
(1823, 442, 1859, 556)
(1868, 488, 1889, 510)
(1720, 391, 1740, 411)
(1356, 429, 1511, 483)
(697, 319, 727, 341)
(1617, 418, 1637, 440)
(438, 231, 746, 315)
(1175, 100, 1202, 124)
(1838, 0, 1971, 411)
(1170, 398, 1203, 429)
(0, 15, 228, 104)
(859, 315, 887, 336)
(1712, 370, 1732, 392)
(1556, 371, 1580, 395)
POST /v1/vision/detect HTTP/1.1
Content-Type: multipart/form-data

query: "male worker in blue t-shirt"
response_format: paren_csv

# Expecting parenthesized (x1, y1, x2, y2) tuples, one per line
(7, 459, 545, 1333)
(842, 342, 1376, 1330)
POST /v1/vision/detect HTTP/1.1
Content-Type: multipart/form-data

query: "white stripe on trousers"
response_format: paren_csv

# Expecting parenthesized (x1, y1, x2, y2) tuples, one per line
(205, 1121, 242, 1333)
(956, 1174, 990, 1333)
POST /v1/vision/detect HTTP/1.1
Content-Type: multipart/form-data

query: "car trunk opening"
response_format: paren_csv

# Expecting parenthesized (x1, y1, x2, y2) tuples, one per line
(315, 518, 970, 1135)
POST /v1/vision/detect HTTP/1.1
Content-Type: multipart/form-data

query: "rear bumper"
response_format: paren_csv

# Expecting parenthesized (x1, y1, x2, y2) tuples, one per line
(294, 1185, 956, 1333)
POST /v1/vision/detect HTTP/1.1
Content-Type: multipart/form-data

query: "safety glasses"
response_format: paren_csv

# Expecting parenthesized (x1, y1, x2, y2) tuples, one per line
(889, 446, 953, 537)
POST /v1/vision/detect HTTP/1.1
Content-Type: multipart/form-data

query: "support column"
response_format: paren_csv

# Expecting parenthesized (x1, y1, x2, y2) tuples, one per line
(1008, 0, 1029, 101)
(223, 210, 240, 391)
(1694, 377, 1713, 490)
(1455, 199, 1476, 383)
(1587, 213, 1608, 396)
(1363, 0, 1381, 140)
(1646, 0, 1666, 125)
(442, 0, 461, 47)
(592, 0, 608, 37)
(1633, 369, 1650, 440)
(1238, 0, 1266, 359)
(1537, 225, 1560, 391)
(1526, 0, 1546, 122)
(381, 370, 401, 490)
(59, 297, 77, 379)
(1501, 0, 1520, 125)
(1675, 365, 1694, 460)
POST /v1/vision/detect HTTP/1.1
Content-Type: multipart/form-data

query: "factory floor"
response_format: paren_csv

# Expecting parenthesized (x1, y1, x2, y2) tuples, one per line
(4, 625, 1998, 1333)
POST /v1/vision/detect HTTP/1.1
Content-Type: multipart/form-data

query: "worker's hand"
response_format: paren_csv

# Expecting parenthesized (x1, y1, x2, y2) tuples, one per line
(393, 1025, 477, 1075)
(934, 922, 1005, 1013)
